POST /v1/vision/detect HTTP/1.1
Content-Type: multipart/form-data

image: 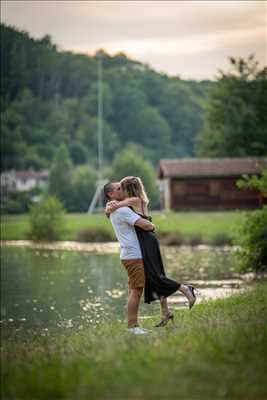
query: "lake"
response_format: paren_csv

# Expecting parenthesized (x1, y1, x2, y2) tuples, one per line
(1, 244, 247, 336)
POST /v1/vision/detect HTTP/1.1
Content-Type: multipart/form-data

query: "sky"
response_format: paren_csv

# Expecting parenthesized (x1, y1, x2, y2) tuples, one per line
(1, 0, 266, 80)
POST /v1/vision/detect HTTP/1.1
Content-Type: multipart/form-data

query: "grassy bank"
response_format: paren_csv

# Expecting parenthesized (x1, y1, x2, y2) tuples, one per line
(1, 211, 244, 244)
(1, 282, 266, 400)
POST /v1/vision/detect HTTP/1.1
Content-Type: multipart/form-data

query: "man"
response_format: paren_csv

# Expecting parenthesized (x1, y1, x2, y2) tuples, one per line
(103, 181, 154, 335)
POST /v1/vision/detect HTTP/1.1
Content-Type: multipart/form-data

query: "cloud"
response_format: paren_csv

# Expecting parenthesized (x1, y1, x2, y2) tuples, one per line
(91, 26, 264, 56)
(1, 0, 266, 79)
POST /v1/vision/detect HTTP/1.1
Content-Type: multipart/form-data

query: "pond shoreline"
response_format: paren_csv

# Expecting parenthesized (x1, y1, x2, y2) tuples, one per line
(1, 240, 120, 254)
(1, 239, 238, 254)
(2, 240, 266, 284)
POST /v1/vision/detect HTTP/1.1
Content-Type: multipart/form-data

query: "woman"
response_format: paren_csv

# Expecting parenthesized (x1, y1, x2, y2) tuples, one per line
(106, 176, 197, 327)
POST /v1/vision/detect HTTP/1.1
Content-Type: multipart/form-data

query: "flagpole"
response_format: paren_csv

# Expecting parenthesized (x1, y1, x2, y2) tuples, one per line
(88, 53, 107, 213)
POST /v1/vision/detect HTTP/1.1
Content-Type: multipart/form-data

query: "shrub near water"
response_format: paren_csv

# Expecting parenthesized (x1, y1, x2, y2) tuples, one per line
(235, 206, 267, 272)
(236, 168, 267, 272)
(28, 196, 66, 241)
(75, 228, 113, 242)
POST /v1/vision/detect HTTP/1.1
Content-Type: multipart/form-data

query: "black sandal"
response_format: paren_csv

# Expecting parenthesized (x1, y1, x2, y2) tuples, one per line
(187, 285, 198, 309)
(154, 313, 174, 327)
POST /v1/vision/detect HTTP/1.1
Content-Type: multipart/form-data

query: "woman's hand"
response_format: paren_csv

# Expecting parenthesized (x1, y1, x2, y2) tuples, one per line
(105, 200, 120, 215)
(134, 218, 155, 232)
(108, 200, 120, 208)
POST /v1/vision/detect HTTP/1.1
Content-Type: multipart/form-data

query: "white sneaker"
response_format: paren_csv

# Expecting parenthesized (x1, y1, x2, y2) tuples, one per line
(128, 326, 149, 335)
(139, 326, 151, 333)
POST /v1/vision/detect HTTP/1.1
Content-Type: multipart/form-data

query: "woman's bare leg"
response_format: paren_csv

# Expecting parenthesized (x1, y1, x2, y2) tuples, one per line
(178, 284, 196, 307)
(160, 296, 171, 318)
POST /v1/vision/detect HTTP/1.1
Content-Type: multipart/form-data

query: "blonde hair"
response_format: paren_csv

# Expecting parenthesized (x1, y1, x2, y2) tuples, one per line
(120, 176, 149, 205)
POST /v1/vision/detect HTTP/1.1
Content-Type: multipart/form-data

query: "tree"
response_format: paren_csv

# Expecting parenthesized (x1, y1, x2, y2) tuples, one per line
(237, 167, 267, 196)
(67, 165, 96, 212)
(1, 23, 211, 172)
(48, 144, 73, 206)
(69, 141, 88, 165)
(131, 106, 171, 163)
(109, 146, 160, 208)
(82, 81, 113, 119)
(108, 83, 147, 144)
(196, 55, 267, 157)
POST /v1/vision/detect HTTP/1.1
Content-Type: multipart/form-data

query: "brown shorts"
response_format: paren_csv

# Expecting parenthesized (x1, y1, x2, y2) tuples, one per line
(121, 259, 145, 289)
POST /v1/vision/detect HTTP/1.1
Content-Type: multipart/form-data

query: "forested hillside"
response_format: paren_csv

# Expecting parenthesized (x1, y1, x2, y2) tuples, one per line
(1, 23, 212, 171)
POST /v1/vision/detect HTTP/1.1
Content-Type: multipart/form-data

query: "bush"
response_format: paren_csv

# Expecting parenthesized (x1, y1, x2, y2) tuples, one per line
(235, 206, 267, 272)
(235, 168, 267, 272)
(75, 228, 114, 242)
(210, 232, 232, 246)
(236, 168, 267, 195)
(158, 232, 184, 246)
(1, 192, 32, 214)
(66, 165, 96, 212)
(184, 233, 203, 246)
(27, 196, 66, 241)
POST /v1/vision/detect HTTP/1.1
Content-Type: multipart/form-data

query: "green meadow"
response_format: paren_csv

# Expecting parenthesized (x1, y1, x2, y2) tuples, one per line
(1, 282, 266, 400)
(1, 211, 244, 244)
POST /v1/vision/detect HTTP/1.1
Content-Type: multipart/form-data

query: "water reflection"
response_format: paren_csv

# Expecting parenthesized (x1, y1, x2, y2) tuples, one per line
(1, 247, 126, 332)
(162, 245, 237, 280)
(1, 245, 247, 334)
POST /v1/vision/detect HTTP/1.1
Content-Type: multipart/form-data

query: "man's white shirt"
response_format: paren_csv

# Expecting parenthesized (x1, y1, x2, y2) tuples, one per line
(110, 207, 142, 260)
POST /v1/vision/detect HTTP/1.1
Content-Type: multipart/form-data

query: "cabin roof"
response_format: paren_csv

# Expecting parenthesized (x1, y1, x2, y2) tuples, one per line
(1, 170, 49, 179)
(158, 158, 267, 179)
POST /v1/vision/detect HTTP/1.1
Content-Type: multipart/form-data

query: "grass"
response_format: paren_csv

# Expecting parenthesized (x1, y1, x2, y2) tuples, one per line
(1, 282, 266, 400)
(1, 211, 245, 244)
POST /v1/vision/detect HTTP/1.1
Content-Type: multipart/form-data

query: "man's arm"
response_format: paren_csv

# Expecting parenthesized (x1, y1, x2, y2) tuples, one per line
(134, 217, 155, 231)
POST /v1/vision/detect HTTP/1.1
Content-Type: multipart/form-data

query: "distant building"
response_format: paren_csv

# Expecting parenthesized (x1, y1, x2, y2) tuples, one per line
(158, 158, 267, 211)
(1, 169, 49, 196)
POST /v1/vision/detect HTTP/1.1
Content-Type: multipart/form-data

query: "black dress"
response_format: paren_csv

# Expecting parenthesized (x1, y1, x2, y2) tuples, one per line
(134, 211, 180, 304)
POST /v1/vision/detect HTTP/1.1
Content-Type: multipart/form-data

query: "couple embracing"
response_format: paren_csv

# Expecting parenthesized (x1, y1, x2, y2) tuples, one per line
(104, 176, 197, 335)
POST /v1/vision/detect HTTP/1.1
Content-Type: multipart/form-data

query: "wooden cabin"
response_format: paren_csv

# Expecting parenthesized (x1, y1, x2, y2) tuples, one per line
(158, 158, 266, 211)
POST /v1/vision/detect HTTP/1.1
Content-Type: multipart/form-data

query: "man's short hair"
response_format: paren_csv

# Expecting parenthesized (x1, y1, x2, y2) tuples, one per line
(103, 182, 114, 200)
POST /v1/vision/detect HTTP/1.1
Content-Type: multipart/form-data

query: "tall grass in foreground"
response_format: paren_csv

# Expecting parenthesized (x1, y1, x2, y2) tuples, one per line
(1, 282, 266, 400)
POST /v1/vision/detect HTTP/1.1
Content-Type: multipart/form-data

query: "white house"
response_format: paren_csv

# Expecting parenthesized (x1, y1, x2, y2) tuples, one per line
(1, 169, 49, 195)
